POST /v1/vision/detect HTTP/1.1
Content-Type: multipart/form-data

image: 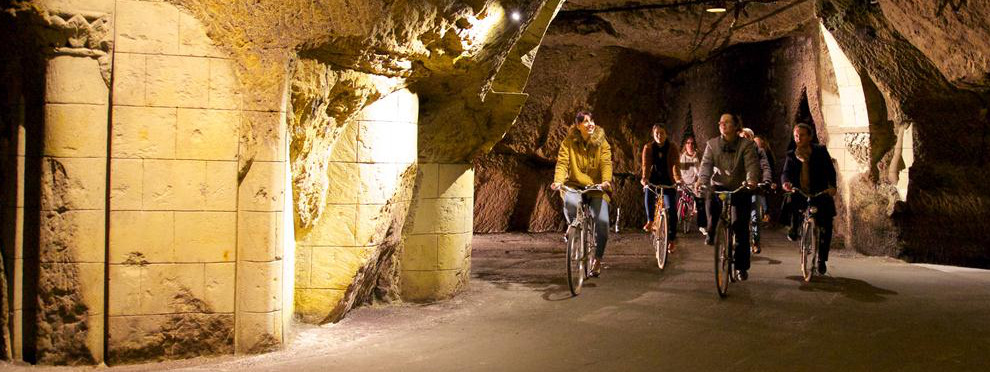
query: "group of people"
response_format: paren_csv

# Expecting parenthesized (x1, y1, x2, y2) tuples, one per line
(551, 111, 838, 279)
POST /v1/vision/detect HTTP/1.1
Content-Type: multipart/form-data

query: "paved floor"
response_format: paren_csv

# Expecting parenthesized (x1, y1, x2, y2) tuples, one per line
(8, 229, 990, 371)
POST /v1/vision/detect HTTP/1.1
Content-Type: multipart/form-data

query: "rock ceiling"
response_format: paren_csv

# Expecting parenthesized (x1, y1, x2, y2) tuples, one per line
(546, 0, 817, 65)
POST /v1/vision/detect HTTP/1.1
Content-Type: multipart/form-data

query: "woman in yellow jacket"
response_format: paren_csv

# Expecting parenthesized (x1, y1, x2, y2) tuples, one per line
(550, 111, 613, 276)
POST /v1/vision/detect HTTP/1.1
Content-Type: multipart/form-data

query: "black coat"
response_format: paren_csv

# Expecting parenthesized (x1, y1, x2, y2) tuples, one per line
(781, 144, 837, 218)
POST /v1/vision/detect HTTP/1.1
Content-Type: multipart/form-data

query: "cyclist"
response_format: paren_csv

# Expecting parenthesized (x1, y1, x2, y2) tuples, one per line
(696, 113, 761, 280)
(551, 111, 614, 277)
(641, 123, 682, 252)
(739, 128, 774, 254)
(680, 134, 707, 235)
(781, 123, 837, 275)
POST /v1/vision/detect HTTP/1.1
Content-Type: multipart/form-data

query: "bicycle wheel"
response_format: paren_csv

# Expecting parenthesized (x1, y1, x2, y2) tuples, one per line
(566, 224, 584, 296)
(714, 219, 731, 297)
(678, 201, 690, 235)
(655, 215, 669, 270)
(583, 216, 596, 279)
(800, 218, 817, 282)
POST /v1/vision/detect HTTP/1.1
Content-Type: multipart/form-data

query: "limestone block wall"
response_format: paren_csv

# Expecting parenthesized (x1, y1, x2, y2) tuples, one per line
(106, 0, 285, 361)
(294, 89, 417, 323)
(33, 53, 109, 364)
(401, 163, 473, 302)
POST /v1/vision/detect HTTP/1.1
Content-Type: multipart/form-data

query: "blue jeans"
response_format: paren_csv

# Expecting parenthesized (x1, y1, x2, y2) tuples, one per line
(644, 187, 678, 241)
(750, 194, 768, 244)
(562, 192, 610, 259)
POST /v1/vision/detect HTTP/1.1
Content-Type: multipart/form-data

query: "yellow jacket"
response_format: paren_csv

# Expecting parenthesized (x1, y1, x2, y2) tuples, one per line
(553, 125, 613, 201)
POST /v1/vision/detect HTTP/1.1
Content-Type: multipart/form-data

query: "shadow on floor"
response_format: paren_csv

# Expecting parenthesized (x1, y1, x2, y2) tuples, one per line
(786, 275, 899, 302)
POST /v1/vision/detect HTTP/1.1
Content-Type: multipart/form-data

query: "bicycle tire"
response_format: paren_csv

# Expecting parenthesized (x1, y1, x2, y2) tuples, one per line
(655, 215, 669, 270)
(566, 224, 584, 296)
(678, 201, 690, 235)
(714, 219, 731, 297)
(800, 218, 817, 282)
(584, 214, 596, 279)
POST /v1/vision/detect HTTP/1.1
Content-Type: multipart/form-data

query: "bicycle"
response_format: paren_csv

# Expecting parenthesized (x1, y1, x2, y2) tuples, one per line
(786, 188, 828, 282)
(676, 184, 698, 235)
(645, 183, 677, 270)
(709, 184, 749, 298)
(560, 184, 606, 296)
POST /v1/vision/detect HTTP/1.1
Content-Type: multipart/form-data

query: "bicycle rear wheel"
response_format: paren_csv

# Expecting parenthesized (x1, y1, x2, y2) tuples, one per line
(714, 220, 731, 297)
(800, 219, 817, 282)
(655, 215, 669, 270)
(566, 225, 584, 296)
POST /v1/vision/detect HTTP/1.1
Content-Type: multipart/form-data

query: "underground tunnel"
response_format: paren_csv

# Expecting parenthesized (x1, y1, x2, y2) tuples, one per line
(1, 0, 989, 369)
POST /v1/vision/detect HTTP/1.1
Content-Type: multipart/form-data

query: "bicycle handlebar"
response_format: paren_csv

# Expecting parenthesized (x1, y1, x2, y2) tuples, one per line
(643, 183, 677, 196)
(560, 184, 606, 194)
(785, 189, 828, 199)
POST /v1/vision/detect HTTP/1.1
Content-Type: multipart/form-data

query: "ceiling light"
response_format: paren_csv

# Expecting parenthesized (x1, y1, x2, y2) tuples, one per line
(706, 0, 728, 13)
(510, 11, 522, 22)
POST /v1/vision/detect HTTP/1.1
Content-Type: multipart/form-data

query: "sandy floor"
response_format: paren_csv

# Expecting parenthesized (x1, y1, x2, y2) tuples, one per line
(6, 229, 990, 371)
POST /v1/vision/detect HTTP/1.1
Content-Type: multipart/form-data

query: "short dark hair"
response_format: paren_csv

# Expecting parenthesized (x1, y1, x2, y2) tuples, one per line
(652, 122, 667, 133)
(575, 110, 593, 124)
(795, 123, 814, 135)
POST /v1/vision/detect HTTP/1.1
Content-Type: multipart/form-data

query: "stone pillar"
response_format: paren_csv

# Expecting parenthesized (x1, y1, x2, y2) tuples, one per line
(401, 163, 473, 302)
(33, 53, 108, 365)
(107, 1, 243, 362)
(295, 88, 417, 323)
(1, 55, 28, 362)
(235, 109, 286, 353)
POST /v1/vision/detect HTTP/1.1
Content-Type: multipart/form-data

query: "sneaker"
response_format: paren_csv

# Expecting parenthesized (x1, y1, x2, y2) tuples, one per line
(699, 227, 708, 236)
(591, 260, 602, 277)
(667, 241, 677, 253)
(818, 261, 827, 275)
(643, 221, 652, 232)
(736, 269, 749, 281)
(751, 243, 761, 254)
(787, 229, 799, 242)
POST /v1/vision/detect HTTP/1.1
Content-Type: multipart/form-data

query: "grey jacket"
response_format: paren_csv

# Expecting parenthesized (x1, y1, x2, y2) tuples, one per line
(698, 136, 761, 188)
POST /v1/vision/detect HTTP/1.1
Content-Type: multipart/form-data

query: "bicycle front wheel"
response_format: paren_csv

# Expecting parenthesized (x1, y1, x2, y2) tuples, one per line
(678, 202, 690, 235)
(655, 216, 669, 270)
(714, 220, 731, 297)
(566, 225, 585, 296)
(583, 219, 596, 279)
(800, 219, 817, 282)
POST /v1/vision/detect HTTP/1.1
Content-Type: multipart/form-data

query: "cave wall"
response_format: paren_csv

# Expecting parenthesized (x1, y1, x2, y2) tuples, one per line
(819, 0, 990, 267)
(0, 0, 564, 365)
(474, 45, 666, 232)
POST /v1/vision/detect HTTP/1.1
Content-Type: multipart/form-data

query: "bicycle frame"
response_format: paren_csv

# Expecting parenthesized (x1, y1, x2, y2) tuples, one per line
(709, 184, 748, 297)
(787, 189, 828, 281)
(560, 184, 606, 295)
(645, 183, 677, 270)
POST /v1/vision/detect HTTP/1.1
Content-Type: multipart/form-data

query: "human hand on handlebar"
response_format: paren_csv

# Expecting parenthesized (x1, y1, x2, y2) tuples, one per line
(782, 182, 793, 192)
(550, 182, 561, 191)
(602, 181, 613, 192)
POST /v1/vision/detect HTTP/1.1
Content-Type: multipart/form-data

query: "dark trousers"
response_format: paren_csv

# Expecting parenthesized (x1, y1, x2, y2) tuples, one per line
(788, 196, 835, 262)
(644, 187, 678, 241)
(707, 189, 753, 271)
(694, 195, 708, 231)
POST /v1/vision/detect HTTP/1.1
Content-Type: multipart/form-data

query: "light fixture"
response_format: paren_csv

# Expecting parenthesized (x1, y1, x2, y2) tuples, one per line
(706, 0, 727, 13)
(510, 11, 522, 22)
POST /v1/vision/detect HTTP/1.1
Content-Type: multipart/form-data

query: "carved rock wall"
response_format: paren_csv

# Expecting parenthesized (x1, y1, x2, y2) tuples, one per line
(819, 0, 990, 267)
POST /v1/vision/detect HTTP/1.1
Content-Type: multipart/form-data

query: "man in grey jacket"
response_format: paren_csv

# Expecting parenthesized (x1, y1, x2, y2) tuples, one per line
(696, 113, 761, 280)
